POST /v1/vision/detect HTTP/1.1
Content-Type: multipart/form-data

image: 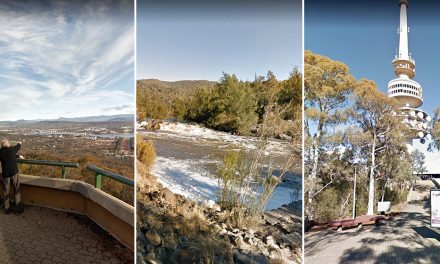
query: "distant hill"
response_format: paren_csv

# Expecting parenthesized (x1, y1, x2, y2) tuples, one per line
(0, 114, 134, 125)
(137, 79, 216, 95)
(56, 114, 133, 122)
(137, 79, 217, 120)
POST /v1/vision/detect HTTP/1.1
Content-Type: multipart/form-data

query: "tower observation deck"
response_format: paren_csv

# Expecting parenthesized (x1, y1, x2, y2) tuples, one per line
(388, 0, 431, 142)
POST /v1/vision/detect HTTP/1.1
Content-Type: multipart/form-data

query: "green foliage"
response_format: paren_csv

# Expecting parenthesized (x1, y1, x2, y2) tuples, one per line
(314, 189, 339, 223)
(187, 73, 258, 135)
(278, 69, 302, 120)
(136, 79, 216, 120)
(411, 149, 427, 176)
(305, 51, 414, 222)
(137, 71, 302, 136)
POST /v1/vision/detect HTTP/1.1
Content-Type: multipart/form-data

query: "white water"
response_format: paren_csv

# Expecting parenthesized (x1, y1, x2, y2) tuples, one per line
(140, 121, 300, 210)
(138, 121, 291, 156)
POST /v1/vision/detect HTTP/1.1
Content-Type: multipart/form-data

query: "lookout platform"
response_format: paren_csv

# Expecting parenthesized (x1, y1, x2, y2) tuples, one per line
(0, 205, 132, 263)
(0, 172, 134, 263)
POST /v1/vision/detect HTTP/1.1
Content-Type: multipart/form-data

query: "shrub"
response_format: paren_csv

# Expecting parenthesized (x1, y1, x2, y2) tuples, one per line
(314, 189, 339, 223)
(136, 135, 156, 169)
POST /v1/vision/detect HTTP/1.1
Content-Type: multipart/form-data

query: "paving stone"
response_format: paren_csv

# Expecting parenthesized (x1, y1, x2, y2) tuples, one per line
(305, 180, 440, 263)
(0, 205, 133, 263)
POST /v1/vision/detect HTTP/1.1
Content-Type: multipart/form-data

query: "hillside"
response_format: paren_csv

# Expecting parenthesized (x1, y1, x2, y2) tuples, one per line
(0, 114, 134, 126)
(136, 79, 216, 120)
(137, 79, 216, 93)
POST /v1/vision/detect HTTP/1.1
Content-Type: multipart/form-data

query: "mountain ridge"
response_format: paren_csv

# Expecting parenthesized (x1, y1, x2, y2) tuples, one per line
(0, 114, 134, 125)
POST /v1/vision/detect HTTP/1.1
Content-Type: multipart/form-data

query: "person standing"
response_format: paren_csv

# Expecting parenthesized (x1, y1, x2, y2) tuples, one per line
(0, 139, 24, 214)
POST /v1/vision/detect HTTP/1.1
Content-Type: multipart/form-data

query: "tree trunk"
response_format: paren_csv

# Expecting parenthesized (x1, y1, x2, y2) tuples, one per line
(308, 120, 323, 218)
(367, 137, 376, 215)
(381, 177, 388, 202)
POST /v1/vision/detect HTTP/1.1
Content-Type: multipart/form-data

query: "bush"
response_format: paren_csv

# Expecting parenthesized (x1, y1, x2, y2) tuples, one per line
(314, 189, 339, 223)
(136, 135, 156, 169)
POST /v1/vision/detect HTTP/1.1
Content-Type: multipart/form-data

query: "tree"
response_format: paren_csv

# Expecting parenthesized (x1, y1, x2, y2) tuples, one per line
(411, 149, 427, 178)
(351, 79, 402, 215)
(187, 73, 258, 135)
(304, 51, 355, 217)
(429, 107, 440, 151)
(278, 68, 302, 120)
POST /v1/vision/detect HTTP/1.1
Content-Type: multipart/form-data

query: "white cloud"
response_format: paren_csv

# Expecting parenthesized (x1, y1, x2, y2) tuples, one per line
(0, 0, 134, 120)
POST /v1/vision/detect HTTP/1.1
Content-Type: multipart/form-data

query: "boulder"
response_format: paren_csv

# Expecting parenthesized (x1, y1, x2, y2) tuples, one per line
(233, 249, 269, 264)
(145, 230, 162, 247)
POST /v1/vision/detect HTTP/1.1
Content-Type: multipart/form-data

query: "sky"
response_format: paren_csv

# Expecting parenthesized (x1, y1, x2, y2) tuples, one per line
(306, 0, 440, 172)
(0, 0, 134, 121)
(306, 0, 440, 116)
(137, 0, 302, 82)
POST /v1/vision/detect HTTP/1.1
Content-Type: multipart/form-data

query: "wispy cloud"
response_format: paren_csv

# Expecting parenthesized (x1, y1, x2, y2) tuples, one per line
(0, 0, 134, 121)
(103, 104, 133, 112)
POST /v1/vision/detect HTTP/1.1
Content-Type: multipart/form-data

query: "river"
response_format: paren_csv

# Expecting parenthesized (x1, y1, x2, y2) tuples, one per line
(138, 121, 301, 210)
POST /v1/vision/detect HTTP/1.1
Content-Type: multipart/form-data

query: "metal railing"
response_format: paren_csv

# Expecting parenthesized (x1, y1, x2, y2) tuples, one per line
(86, 165, 134, 189)
(17, 159, 79, 178)
(16, 159, 134, 190)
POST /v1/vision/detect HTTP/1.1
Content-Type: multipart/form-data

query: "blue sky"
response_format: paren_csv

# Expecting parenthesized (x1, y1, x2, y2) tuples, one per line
(306, 0, 440, 116)
(306, 0, 440, 172)
(0, 0, 134, 121)
(137, 0, 302, 82)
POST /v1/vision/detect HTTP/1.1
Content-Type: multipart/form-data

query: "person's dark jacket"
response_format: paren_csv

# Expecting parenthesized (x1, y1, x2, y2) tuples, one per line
(0, 143, 21, 178)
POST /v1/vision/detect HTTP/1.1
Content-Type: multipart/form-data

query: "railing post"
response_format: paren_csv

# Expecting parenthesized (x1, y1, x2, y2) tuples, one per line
(61, 166, 66, 179)
(95, 174, 102, 189)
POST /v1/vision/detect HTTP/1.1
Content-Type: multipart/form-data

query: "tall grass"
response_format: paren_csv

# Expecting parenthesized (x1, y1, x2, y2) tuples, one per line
(217, 102, 296, 228)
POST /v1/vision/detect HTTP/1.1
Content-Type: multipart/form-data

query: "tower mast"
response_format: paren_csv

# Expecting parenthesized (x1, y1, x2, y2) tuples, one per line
(388, 0, 431, 144)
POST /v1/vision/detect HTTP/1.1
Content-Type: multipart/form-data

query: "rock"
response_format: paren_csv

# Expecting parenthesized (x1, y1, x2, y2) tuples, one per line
(178, 236, 188, 244)
(161, 188, 177, 205)
(232, 228, 240, 234)
(175, 249, 193, 263)
(204, 199, 221, 212)
(262, 235, 274, 245)
(276, 133, 293, 141)
(230, 235, 243, 247)
(233, 249, 269, 264)
(219, 228, 228, 235)
(145, 230, 162, 247)
(243, 236, 254, 246)
(244, 231, 254, 239)
(268, 248, 283, 260)
(263, 235, 279, 249)
(139, 231, 148, 244)
(137, 256, 147, 264)
(145, 243, 155, 253)
(137, 244, 146, 253)
(143, 256, 161, 264)
(156, 247, 174, 261)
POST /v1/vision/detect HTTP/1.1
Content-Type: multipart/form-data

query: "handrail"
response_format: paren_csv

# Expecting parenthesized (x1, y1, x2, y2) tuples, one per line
(17, 159, 79, 179)
(86, 165, 134, 189)
(16, 159, 133, 190)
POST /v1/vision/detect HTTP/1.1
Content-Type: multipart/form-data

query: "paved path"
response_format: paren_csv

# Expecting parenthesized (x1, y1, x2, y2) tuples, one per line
(0, 205, 133, 263)
(305, 180, 440, 264)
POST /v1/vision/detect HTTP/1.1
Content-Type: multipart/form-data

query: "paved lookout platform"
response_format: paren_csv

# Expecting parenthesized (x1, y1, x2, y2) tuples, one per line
(0, 174, 134, 263)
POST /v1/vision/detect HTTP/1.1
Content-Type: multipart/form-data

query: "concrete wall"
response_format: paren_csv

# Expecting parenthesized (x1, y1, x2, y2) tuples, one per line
(0, 175, 134, 251)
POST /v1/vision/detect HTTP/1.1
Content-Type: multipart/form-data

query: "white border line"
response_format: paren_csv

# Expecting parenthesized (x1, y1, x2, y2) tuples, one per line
(133, 0, 137, 259)
(301, 0, 305, 262)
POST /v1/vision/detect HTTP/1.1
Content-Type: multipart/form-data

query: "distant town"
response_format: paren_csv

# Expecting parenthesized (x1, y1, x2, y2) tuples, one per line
(0, 116, 135, 203)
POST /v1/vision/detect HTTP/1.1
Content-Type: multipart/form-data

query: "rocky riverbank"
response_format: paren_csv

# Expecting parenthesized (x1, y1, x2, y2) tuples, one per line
(136, 161, 302, 264)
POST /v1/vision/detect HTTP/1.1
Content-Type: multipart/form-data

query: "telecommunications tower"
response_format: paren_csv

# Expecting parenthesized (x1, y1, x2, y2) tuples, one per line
(388, 0, 431, 144)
